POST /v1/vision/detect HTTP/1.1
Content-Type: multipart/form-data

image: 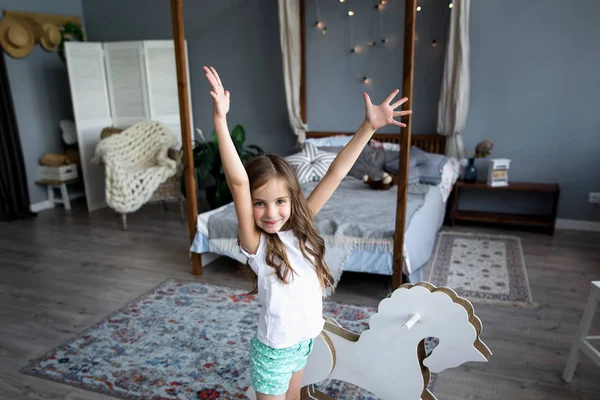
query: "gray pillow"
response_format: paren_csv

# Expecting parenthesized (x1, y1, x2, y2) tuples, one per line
(318, 146, 344, 154)
(348, 145, 387, 180)
(384, 146, 448, 185)
(383, 148, 418, 172)
(411, 146, 448, 185)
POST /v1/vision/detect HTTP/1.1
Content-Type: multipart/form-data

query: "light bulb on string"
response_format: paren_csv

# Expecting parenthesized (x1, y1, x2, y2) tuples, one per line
(417, 6, 422, 11)
(449, 3, 454, 8)
(363, 76, 370, 84)
(322, 27, 327, 35)
(380, 0, 387, 4)
(375, 3, 383, 10)
(381, 38, 388, 43)
(432, 39, 437, 47)
(348, 10, 354, 16)
(315, 21, 324, 29)
(368, 41, 376, 47)
(339, 0, 345, 2)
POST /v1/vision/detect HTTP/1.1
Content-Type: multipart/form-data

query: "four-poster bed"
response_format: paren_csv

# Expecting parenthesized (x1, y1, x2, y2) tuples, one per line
(170, 0, 447, 289)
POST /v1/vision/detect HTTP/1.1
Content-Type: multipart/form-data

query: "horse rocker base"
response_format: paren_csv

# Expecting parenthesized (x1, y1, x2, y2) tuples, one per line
(246, 282, 492, 400)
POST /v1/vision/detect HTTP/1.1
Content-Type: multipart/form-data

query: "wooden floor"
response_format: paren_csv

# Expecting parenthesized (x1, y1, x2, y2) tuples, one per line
(1, 199, 600, 400)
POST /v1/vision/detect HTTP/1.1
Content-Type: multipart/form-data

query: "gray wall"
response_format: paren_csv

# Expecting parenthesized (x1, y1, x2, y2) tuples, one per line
(461, 0, 600, 221)
(1, 0, 84, 205)
(81, 0, 294, 157)
(306, 0, 449, 134)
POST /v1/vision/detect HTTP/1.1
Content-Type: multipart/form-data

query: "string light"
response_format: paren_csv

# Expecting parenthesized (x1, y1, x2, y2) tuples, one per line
(363, 76, 370, 84)
(368, 41, 376, 47)
(348, 10, 354, 16)
(375, 4, 383, 10)
(432, 39, 437, 47)
(381, 38, 389, 43)
(314, 0, 326, 35)
(449, 3, 454, 8)
(339, 0, 345, 2)
(417, 6, 422, 11)
(380, 0, 387, 4)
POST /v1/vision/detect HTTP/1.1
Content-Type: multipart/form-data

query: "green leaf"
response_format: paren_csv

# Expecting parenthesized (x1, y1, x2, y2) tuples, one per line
(231, 124, 245, 147)
(209, 141, 219, 156)
(195, 144, 211, 158)
(193, 148, 215, 181)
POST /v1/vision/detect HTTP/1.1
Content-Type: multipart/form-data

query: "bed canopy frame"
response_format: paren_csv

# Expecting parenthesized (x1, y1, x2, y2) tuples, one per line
(170, 0, 445, 290)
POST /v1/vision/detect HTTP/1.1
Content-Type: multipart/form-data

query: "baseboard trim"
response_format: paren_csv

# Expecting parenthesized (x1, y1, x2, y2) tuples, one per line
(30, 200, 54, 213)
(556, 219, 600, 232)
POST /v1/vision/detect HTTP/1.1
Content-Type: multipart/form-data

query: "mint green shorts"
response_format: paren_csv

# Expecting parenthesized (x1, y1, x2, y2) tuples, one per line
(249, 336, 314, 395)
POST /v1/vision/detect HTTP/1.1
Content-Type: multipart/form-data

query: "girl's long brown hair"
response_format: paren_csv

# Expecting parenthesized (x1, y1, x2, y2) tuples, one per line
(241, 154, 334, 295)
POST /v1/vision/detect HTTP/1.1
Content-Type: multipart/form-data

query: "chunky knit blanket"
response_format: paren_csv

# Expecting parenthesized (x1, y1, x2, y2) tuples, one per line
(93, 121, 179, 214)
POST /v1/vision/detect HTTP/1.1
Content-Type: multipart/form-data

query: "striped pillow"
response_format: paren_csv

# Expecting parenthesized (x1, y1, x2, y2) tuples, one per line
(285, 143, 336, 184)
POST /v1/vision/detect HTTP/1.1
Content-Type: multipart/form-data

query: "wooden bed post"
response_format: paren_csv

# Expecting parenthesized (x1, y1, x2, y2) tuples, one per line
(392, 0, 417, 290)
(300, 0, 306, 125)
(170, 0, 202, 275)
(299, 0, 419, 290)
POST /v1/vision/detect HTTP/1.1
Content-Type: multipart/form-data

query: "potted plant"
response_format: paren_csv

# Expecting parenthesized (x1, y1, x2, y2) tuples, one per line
(462, 140, 494, 183)
(181, 124, 264, 209)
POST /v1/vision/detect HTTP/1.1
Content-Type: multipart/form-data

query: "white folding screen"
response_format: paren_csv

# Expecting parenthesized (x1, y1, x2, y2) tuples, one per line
(64, 40, 193, 212)
(104, 41, 149, 128)
(64, 42, 112, 212)
(145, 41, 180, 141)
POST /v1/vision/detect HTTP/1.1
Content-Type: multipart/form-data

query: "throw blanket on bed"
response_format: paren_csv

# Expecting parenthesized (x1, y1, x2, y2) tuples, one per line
(206, 177, 428, 291)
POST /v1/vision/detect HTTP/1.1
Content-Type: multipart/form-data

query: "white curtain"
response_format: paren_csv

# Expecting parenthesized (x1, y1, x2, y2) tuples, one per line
(437, 0, 470, 159)
(278, 0, 308, 143)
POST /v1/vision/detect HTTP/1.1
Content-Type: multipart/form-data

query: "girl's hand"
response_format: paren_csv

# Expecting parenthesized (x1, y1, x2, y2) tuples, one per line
(204, 66, 230, 118)
(363, 89, 411, 130)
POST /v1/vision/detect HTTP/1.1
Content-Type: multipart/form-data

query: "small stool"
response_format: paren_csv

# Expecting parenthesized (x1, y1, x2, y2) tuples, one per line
(563, 281, 600, 382)
(35, 178, 83, 211)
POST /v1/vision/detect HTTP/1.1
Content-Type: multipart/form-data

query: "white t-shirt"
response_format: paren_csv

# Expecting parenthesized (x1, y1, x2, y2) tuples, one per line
(240, 230, 325, 349)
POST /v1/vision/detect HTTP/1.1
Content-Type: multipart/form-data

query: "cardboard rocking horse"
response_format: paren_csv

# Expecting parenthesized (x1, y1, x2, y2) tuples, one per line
(246, 282, 492, 400)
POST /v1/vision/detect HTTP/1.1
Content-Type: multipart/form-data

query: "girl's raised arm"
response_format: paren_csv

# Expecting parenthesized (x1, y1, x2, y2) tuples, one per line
(307, 90, 411, 215)
(204, 66, 260, 254)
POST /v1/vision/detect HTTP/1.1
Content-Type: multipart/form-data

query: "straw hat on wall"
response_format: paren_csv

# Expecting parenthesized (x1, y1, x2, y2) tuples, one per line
(0, 16, 35, 58)
(40, 23, 61, 51)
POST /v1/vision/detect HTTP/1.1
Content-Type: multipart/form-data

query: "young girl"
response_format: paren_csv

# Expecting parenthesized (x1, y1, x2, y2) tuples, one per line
(203, 66, 411, 400)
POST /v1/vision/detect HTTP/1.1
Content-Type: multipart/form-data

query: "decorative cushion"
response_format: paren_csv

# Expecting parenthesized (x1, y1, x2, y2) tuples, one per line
(384, 146, 448, 185)
(384, 150, 420, 184)
(410, 146, 448, 185)
(348, 145, 388, 180)
(370, 139, 400, 152)
(285, 143, 336, 184)
(316, 145, 344, 154)
(383, 142, 400, 151)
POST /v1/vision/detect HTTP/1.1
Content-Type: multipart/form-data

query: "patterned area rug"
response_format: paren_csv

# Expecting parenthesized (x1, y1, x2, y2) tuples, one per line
(428, 231, 535, 307)
(21, 279, 436, 399)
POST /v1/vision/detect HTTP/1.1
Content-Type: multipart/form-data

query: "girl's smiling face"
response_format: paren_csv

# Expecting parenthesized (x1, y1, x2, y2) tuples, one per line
(252, 177, 291, 234)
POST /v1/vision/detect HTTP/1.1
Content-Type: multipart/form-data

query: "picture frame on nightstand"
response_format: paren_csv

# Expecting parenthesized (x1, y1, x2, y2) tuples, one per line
(487, 158, 511, 187)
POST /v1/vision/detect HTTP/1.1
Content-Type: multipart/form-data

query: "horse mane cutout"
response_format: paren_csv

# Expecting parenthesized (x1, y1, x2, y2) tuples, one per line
(399, 282, 492, 361)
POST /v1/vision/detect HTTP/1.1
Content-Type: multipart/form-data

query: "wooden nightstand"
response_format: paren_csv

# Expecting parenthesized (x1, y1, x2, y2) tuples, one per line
(450, 181, 560, 235)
